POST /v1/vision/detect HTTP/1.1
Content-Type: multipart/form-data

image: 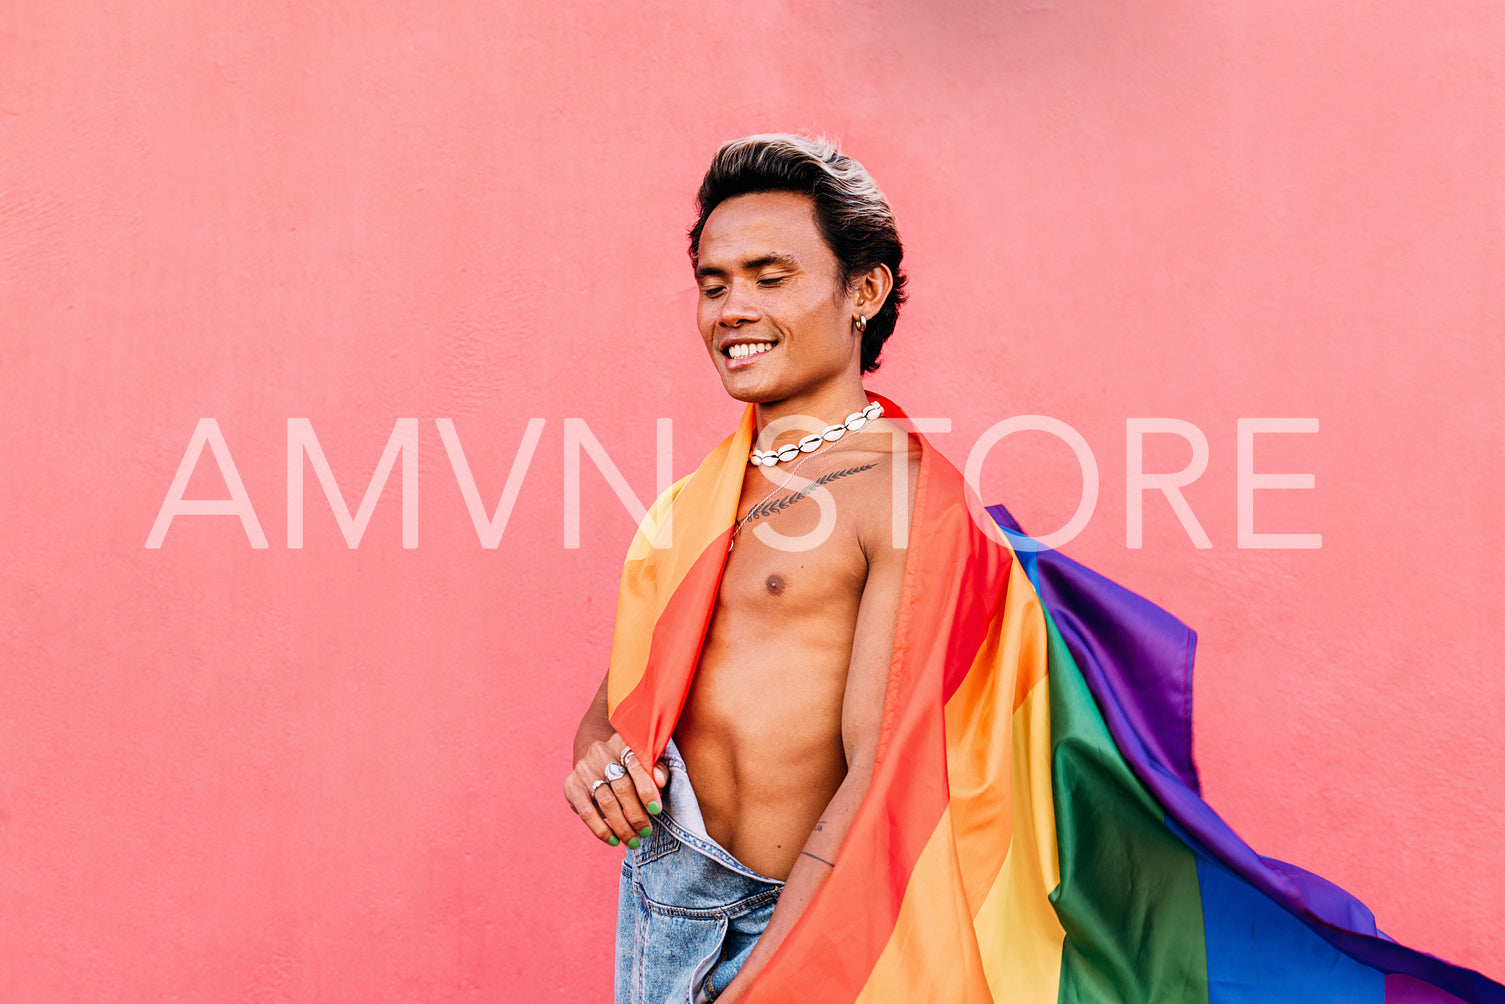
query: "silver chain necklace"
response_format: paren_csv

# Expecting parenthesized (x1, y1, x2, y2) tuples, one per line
(730, 448, 823, 550)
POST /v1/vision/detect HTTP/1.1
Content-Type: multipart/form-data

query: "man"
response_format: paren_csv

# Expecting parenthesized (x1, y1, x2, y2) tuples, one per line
(564, 134, 913, 1002)
(564, 136, 1504, 1004)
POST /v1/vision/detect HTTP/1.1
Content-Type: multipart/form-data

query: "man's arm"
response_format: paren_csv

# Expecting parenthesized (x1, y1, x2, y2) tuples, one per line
(713, 478, 912, 1002)
(572, 672, 613, 764)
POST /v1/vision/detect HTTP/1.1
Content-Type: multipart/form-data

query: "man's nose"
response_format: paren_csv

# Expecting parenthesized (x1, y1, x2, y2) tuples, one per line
(718, 280, 760, 326)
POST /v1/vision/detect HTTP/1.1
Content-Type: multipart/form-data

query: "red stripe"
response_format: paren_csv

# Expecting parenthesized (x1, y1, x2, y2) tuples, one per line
(915, 461, 1012, 704)
(608, 527, 733, 765)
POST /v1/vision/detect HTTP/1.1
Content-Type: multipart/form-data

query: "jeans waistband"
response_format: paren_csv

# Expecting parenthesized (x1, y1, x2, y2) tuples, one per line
(657, 739, 784, 888)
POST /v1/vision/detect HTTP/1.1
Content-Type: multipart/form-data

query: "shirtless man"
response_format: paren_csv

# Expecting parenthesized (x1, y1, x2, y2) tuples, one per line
(565, 135, 914, 1003)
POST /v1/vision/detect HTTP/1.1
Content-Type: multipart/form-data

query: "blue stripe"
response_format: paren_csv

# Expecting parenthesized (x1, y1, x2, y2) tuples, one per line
(1165, 817, 1385, 1003)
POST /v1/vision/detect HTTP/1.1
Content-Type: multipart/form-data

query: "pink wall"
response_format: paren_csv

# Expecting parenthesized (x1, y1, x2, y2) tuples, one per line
(4, 1, 1502, 999)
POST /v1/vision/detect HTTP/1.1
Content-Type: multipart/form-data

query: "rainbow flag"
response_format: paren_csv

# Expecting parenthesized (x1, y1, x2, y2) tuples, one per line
(606, 395, 1503, 1003)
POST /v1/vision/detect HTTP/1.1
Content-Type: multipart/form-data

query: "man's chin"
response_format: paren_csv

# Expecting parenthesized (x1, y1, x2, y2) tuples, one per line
(716, 372, 783, 405)
(723, 388, 781, 405)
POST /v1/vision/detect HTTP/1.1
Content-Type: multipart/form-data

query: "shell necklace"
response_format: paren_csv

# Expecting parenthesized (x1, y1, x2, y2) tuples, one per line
(748, 401, 883, 467)
(731, 402, 882, 548)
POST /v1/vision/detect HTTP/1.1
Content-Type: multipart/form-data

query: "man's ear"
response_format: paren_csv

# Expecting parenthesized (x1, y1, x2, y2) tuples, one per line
(852, 263, 894, 319)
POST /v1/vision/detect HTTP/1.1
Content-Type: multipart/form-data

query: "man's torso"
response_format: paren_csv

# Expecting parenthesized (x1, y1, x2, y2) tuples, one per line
(673, 427, 916, 879)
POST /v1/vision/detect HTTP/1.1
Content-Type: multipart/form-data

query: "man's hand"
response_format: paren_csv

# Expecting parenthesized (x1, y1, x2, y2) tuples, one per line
(563, 732, 669, 849)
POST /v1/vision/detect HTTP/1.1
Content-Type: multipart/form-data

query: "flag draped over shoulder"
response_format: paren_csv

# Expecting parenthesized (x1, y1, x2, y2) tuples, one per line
(605, 395, 1503, 1004)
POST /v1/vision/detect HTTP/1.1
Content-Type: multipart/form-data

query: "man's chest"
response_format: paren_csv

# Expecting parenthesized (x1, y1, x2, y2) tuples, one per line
(717, 469, 875, 615)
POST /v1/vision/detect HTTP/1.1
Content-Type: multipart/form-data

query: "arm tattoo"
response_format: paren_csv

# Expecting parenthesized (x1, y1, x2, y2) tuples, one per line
(738, 463, 877, 527)
(800, 850, 835, 867)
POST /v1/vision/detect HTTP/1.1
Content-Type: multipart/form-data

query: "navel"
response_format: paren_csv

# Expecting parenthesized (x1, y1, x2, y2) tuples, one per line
(765, 573, 786, 596)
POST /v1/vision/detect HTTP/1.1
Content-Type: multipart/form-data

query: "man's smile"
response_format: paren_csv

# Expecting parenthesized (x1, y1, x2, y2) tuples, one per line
(721, 339, 778, 367)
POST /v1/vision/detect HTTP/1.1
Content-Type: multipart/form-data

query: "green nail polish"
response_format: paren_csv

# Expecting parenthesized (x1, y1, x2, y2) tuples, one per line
(608, 835, 620, 847)
(627, 837, 641, 850)
(647, 801, 662, 815)
(638, 825, 653, 837)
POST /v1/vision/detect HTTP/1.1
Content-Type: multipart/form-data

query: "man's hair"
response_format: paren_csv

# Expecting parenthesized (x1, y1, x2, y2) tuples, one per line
(687, 134, 908, 374)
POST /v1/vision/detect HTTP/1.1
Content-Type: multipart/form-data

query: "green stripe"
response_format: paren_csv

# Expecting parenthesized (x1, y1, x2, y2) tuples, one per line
(1044, 610, 1210, 1004)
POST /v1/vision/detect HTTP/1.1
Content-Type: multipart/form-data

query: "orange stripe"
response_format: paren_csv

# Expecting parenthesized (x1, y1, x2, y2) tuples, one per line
(853, 808, 997, 1004)
(820, 674, 1064, 1004)
(943, 552, 1049, 917)
(843, 573, 1061, 1004)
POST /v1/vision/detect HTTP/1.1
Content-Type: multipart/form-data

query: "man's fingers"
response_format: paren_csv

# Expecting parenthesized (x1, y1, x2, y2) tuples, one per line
(564, 734, 666, 851)
(563, 781, 620, 847)
(576, 804, 618, 846)
(591, 785, 643, 847)
(621, 749, 663, 817)
(609, 774, 652, 835)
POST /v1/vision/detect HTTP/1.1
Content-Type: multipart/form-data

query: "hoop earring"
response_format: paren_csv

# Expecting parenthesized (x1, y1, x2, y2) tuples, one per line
(854, 314, 867, 333)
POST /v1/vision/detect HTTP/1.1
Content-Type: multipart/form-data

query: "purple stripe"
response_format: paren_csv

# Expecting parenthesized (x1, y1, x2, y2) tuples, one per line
(1388, 973, 1471, 1003)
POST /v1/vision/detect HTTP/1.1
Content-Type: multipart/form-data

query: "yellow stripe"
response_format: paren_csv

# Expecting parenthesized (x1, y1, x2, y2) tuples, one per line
(974, 679, 1064, 1000)
(622, 473, 696, 563)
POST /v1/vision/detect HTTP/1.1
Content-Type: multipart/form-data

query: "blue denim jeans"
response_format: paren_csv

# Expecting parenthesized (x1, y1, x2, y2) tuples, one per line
(616, 740, 784, 1004)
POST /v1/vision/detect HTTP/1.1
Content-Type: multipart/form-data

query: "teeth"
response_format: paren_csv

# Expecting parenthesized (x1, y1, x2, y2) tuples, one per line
(727, 342, 774, 360)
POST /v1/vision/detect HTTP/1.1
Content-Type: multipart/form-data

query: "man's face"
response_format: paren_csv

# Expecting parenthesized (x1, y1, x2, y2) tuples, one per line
(694, 191, 861, 405)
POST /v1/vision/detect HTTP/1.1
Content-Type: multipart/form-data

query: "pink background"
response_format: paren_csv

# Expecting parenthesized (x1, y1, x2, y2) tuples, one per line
(4, 1, 1503, 1000)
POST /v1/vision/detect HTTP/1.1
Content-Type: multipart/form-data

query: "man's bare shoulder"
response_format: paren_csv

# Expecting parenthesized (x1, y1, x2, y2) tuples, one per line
(824, 421, 920, 558)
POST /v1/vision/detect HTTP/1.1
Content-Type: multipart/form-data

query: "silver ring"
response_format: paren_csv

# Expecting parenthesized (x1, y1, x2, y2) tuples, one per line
(619, 747, 637, 767)
(590, 779, 608, 797)
(604, 761, 627, 782)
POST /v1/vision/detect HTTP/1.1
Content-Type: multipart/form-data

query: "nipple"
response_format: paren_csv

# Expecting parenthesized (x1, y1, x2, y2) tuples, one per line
(765, 573, 786, 596)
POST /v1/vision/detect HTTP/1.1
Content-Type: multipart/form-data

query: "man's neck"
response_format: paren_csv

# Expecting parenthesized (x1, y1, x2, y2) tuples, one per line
(753, 384, 875, 450)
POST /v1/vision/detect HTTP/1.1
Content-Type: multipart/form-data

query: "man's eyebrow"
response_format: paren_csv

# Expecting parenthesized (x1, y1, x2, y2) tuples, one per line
(695, 252, 801, 281)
